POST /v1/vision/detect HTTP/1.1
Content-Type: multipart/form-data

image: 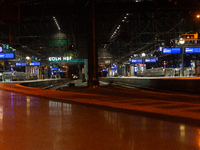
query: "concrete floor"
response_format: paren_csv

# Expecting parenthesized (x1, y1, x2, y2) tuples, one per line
(0, 80, 200, 149)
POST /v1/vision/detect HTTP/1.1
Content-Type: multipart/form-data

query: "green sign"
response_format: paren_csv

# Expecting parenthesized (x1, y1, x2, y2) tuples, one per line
(49, 40, 71, 47)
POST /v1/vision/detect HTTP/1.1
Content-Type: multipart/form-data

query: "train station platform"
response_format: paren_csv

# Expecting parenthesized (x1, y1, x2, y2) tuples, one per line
(1, 77, 200, 126)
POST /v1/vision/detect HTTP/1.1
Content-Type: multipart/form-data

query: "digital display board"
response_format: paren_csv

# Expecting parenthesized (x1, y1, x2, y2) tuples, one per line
(29, 62, 40, 66)
(185, 47, 200, 53)
(0, 53, 15, 59)
(130, 59, 143, 63)
(51, 68, 58, 71)
(111, 66, 117, 69)
(145, 58, 157, 63)
(15, 62, 26, 66)
(162, 48, 181, 54)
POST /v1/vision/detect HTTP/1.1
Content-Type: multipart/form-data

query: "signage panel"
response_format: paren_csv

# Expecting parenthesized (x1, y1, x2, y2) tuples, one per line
(145, 58, 157, 63)
(130, 59, 143, 63)
(0, 47, 2, 53)
(185, 47, 200, 53)
(29, 62, 40, 66)
(0, 53, 15, 59)
(15, 62, 26, 66)
(163, 48, 181, 54)
(51, 68, 58, 71)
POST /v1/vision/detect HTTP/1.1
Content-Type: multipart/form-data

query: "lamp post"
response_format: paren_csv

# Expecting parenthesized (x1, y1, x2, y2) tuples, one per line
(179, 38, 185, 76)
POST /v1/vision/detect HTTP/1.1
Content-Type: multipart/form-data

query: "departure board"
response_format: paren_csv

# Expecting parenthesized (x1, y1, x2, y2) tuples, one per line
(185, 47, 200, 53)
(163, 48, 181, 54)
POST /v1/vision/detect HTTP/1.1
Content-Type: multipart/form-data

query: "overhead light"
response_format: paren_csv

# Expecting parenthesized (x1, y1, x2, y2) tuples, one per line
(53, 16, 60, 31)
(26, 56, 30, 60)
(126, 13, 129, 15)
(124, 17, 127, 19)
(122, 20, 125, 22)
(141, 53, 146, 57)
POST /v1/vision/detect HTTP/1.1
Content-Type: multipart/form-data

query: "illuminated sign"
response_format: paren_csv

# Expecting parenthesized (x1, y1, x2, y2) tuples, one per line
(102, 69, 108, 71)
(185, 47, 200, 53)
(51, 68, 58, 71)
(49, 57, 71, 61)
(15, 62, 26, 66)
(163, 48, 181, 54)
(29, 62, 40, 66)
(183, 34, 195, 39)
(0, 53, 15, 59)
(111, 66, 117, 69)
(158, 47, 162, 52)
(2, 44, 9, 50)
(0, 47, 2, 53)
(49, 40, 71, 47)
(130, 59, 143, 63)
(145, 58, 157, 63)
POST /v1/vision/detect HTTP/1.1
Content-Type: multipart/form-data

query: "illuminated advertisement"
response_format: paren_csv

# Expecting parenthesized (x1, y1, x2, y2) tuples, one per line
(0, 53, 15, 59)
(185, 47, 200, 53)
(29, 62, 40, 66)
(162, 48, 181, 54)
(145, 58, 157, 63)
(15, 62, 26, 66)
(129, 59, 143, 63)
(0, 47, 2, 53)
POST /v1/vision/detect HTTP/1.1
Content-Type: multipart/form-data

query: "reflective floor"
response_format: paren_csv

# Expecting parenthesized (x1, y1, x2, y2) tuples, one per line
(0, 89, 200, 150)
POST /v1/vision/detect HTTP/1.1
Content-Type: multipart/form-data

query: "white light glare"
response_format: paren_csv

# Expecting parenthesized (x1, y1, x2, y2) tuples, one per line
(126, 13, 129, 15)
(26, 56, 30, 60)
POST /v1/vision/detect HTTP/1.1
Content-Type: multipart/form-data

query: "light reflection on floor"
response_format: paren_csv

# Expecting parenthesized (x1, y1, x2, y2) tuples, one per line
(0, 90, 199, 149)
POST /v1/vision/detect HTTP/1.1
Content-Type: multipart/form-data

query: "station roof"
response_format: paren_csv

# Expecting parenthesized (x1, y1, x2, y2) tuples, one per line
(0, 0, 199, 66)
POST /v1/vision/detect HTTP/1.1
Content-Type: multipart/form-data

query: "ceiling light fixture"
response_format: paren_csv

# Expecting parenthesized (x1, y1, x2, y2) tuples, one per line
(53, 16, 60, 31)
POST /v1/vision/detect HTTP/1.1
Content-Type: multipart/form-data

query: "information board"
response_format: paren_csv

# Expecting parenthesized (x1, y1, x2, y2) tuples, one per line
(185, 47, 200, 53)
(0, 53, 15, 59)
(163, 48, 181, 54)
(130, 59, 143, 63)
(145, 58, 157, 63)
(15, 62, 26, 66)
(51, 68, 58, 71)
(29, 62, 40, 66)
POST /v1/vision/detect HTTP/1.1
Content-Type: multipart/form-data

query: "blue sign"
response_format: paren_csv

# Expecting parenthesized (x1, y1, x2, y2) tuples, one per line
(163, 48, 181, 54)
(51, 68, 58, 71)
(0, 53, 15, 59)
(102, 69, 108, 71)
(29, 62, 40, 66)
(130, 59, 143, 63)
(145, 58, 157, 63)
(158, 47, 163, 52)
(111, 66, 117, 69)
(15, 62, 26, 66)
(185, 47, 200, 53)
(60, 71, 66, 73)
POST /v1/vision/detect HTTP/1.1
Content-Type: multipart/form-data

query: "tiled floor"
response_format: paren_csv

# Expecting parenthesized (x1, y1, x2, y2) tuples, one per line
(0, 80, 199, 149)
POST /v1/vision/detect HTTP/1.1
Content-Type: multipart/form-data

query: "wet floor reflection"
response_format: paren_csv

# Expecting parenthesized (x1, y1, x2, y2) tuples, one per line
(0, 90, 199, 149)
